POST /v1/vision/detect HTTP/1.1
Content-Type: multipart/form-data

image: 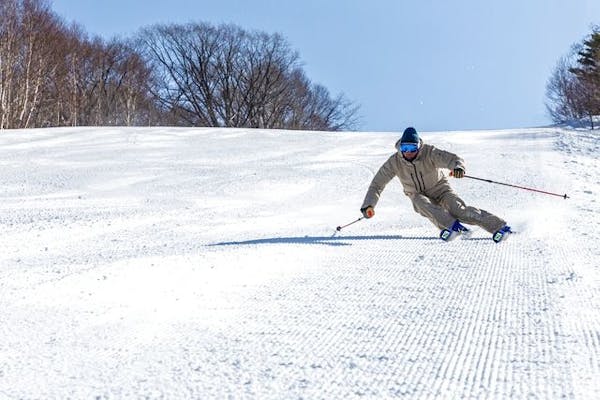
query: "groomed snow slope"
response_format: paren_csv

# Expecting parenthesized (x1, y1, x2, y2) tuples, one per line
(0, 126, 598, 399)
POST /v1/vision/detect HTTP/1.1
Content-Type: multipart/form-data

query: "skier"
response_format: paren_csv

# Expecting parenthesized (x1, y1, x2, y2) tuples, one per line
(360, 127, 512, 242)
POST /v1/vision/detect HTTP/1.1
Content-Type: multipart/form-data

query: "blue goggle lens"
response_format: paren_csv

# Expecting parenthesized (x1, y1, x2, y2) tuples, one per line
(399, 143, 419, 152)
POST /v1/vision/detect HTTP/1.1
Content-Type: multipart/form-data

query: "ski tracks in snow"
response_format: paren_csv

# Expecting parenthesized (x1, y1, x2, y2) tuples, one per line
(194, 231, 585, 399)
(1, 127, 599, 399)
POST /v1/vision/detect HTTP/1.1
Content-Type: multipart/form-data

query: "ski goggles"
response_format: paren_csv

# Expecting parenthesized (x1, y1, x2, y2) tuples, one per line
(398, 143, 419, 153)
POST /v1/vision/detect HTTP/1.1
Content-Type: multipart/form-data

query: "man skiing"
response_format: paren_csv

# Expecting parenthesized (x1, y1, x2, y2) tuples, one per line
(360, 127, 512, 242)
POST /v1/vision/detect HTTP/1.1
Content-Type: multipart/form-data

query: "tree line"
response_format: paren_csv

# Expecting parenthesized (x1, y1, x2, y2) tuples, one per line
(0, 0, 359, 130)
(547, 26, 600, 129)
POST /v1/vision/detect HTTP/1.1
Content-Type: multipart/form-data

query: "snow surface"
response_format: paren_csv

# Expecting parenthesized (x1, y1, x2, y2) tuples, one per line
(0, 126, 599, 399)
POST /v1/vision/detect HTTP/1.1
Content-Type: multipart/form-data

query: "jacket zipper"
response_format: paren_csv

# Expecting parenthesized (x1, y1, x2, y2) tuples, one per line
(419, 171, 427, 191)
(411, 164, 425, 192)
(410, 173, 420, 192)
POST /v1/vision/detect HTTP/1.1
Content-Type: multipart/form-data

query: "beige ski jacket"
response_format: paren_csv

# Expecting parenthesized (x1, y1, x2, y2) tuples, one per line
(362, 140, 466, 208)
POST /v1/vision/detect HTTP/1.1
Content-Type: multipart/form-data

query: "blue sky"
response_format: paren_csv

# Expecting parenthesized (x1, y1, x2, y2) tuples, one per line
(51, 0, 599, 132)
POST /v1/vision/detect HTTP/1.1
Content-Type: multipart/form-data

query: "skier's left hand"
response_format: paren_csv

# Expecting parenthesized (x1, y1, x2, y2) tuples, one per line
(452, 167, 465, 178)
(360, 206, 375, 219)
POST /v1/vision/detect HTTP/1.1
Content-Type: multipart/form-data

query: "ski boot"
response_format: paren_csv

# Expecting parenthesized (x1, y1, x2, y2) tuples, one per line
(492, 225, 512, 243)
(440, 220, 471, 241)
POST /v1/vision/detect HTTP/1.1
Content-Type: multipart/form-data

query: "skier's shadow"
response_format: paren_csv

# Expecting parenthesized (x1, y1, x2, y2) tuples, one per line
(209, 234, 487, 247)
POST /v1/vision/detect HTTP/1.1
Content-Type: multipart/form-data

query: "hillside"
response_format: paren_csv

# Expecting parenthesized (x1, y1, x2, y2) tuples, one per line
(0, 126, 598, 399)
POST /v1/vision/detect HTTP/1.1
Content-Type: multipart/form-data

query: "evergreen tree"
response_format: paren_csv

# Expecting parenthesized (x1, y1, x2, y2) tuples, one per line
(570, 27, 600, 127)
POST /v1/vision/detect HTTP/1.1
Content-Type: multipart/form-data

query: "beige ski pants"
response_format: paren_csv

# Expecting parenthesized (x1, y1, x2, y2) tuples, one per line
(408, 181, 505, 233)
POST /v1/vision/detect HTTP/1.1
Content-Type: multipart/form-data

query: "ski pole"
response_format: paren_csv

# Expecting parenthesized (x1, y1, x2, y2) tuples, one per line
(451, 172, 569, 199)
(336, 217, 364, 232)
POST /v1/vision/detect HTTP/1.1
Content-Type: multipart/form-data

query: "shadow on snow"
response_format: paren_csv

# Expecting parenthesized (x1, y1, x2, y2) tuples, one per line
(209, 235, 489, 247)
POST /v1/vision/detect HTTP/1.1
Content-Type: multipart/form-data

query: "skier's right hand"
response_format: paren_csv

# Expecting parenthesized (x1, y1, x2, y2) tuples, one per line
(360, 206, 375, 219)
(452, 167, 465, 178)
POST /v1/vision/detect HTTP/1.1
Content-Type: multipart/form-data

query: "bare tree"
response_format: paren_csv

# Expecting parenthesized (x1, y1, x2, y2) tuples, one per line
(0, 0, 20, 128)
(546, 53, 585, 124)
(547, 28, 600, 129)
(2, 5, 357, 131)
(84, 39, 154, 126)
(138, 22, 359, 131)
(0, 0, 154, 129)
(0, 0, 63, 129)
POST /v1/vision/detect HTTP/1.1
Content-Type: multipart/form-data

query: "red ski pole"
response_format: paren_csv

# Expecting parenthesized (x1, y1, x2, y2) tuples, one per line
(451, 172, 569, 199)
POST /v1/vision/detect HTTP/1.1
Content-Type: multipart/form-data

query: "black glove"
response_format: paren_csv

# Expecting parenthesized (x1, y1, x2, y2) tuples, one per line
(360, 206, 375, 219)
(453, 167, 465, 178)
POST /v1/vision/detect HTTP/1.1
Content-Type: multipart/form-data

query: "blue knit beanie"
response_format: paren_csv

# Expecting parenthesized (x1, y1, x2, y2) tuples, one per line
(401, 127, 419, 143)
